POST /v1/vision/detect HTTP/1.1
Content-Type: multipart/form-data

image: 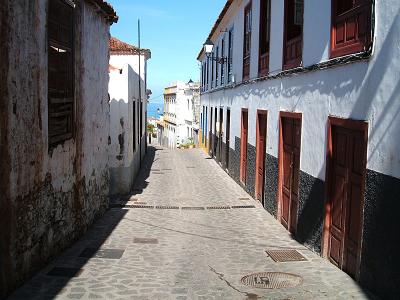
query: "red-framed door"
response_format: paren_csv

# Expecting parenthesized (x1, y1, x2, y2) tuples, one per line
(278, 112, 302, 234)
(240, 109, 249, 184)
(255, 110, 268, 202)
(323, 117, 368, 280)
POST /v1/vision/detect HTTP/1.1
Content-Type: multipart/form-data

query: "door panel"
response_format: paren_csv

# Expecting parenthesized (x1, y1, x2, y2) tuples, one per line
(280, 116, 301, 233)
(225, 109, 231, 170)
(240, 110, 248, 183)
(255, 112, 267, 201)
(328, 122, 367, 279)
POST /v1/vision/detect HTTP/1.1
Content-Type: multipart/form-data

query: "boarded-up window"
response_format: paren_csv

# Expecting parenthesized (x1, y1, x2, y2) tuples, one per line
(331, 0, 372, 58)
(283, 0, 303, 70)
(243, 2, 252, 80)
(48, 0, 74, 147)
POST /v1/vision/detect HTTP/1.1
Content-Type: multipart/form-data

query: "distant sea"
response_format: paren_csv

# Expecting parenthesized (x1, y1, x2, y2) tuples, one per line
(147, 102, 163, 119)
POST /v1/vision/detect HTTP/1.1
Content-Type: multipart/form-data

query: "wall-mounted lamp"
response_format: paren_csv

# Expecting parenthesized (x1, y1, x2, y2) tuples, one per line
(203, 39, 227, 65)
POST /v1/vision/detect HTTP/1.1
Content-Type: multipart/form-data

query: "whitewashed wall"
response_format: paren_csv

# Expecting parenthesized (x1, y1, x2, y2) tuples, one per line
(109, 54, 148, 195)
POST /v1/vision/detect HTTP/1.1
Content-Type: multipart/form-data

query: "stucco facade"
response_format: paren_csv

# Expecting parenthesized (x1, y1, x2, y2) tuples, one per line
(0, 0, 116, 297)
(108, 38, 150, 195)
(198, 0, 400, 298)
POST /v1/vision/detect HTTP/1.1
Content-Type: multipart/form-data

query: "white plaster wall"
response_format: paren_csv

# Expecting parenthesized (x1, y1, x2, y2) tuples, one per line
(200, 0, 400, 180)
(108, 53, 148, 195)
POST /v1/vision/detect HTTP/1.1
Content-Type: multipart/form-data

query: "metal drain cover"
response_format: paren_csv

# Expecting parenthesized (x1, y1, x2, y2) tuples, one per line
(241, 272, 302, 289)
(265, 249, 307, 262)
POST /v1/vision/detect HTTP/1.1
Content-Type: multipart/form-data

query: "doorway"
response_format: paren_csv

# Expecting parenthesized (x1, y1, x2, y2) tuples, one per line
(225, 108, 231, 170)
(278, 112, 302, 234)
(214, 107, 218, 158)
(209, 107, 213, 156)
(240, 109, 249, 184)
(218, 108, 224, 164)
(323, 117, 368, 280)
(255, 110, 268, 203)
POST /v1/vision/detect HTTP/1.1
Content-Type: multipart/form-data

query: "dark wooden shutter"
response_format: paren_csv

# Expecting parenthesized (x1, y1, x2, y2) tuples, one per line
(283, 0, 303, 70)
(48, 0, 74, 147)
(259, 0, 271, 76)
(243, 2, 252, 81)
(331, 0, 372, 58)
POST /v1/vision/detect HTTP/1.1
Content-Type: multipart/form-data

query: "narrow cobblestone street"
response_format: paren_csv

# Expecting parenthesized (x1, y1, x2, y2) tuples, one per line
(9, 146, 374, 300)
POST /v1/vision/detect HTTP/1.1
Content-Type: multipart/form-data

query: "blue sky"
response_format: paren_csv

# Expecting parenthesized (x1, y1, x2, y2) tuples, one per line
(108, 0, 226, 104)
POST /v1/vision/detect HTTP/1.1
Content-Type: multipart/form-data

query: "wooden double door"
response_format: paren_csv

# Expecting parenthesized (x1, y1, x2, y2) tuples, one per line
(279, 114, 302, 234)
(325, 118, 367, 279)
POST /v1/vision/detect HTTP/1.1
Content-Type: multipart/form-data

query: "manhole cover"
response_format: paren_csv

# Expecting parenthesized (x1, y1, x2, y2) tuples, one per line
(241, 272, 302, 289)
(79, 248, 125, 259)
(47, 267, 83, 278)
(265, 249, 307, 262)
(133, 238, 158, 244)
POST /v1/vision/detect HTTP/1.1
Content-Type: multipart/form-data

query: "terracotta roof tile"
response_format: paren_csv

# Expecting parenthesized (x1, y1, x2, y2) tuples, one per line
(109, 37, 151, 58)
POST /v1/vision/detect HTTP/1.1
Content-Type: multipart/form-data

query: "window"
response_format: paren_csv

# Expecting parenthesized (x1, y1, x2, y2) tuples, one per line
(48, 0, 74, 147)
(243, 2, 252, 80)
(211, 53, 214, 88)
(216, 46, 219, 86)
(283, 0, 303, 70)
(228, 28, 234, 83)
(331, 0, 372, 58)
(221, 38, 225, 85)
(206, 57, 209, 89)
(259, 0, 271, 76)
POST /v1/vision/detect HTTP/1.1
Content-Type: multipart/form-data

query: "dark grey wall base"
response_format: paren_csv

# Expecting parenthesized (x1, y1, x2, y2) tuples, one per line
(360, 169, 400, 299)
(264, 154, 278, 217)
(245, 144, 256, 198)
(297, 171, 325, 253)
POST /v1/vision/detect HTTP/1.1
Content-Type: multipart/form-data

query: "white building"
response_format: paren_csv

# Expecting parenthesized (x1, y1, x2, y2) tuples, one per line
(163, 81, 200, 148)
(197, 0, 400, 298)
(108, 37, 150, 195)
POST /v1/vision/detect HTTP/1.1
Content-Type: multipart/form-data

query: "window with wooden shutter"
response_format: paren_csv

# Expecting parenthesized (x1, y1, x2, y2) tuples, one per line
(221, 38, 225, 85)
(243, 2, 252, 81)
(48, 0, 75, 148)
(259, 0, 271, 76)
(228, 28, 234, 83)
(216, 46, 219, 87)
(331, 0, 372, 58)
(283, 0, 303, 70)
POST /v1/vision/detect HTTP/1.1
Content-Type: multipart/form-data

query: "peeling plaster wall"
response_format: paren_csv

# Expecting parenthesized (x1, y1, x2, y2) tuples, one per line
(108, 54, 148, 195)
(0, 0, 111, 297)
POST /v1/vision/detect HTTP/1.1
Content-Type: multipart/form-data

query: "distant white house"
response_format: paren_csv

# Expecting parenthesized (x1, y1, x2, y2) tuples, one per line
(108, 37, 151, 195)
(162, 81, 200, 148)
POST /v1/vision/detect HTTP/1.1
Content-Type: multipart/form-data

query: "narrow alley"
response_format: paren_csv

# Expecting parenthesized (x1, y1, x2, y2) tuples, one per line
(9, 147, 373, 300)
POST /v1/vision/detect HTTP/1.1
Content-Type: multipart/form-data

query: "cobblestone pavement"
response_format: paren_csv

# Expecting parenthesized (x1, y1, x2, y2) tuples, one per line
(9, 146, 375, 300)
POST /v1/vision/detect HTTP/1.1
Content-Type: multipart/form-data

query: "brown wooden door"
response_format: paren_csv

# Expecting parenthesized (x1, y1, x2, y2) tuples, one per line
(209, 107, 213, 155)
(328, 124, 366, 278)
(219, 108, 223, 163)
(255, 111, 268, 202)
(280, 116, 301, 234)
(225, 109, 231, 170)
(240, 110, 248, 183)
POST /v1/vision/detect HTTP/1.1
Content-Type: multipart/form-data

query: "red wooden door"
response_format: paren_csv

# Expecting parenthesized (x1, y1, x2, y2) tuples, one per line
(255, 111, 268, 201)
(328, 124, 366, 278)
(280, 116, 301, 234)
(240, 110, 248, 183)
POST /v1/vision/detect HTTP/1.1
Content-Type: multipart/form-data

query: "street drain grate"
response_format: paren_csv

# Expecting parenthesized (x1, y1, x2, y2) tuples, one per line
(47, 267, 83, 278)
(133, 238, 158, 244)
(162, 168, 173, 171)
(186, 166, 196, 169)
(79, 248, 125, 259)
(207, 206, 231, 210)
(128, 202, 147, 205)
(151, 172, 165, 175)
(182, 206, 205, 210)
(155, 205, 179, 210)
(265, 249, 308, 262)
(239, 197, 251, 201)
(128, 205, 154, 209)
(231, 205, 256, 209)
(241, 272, 303, 289)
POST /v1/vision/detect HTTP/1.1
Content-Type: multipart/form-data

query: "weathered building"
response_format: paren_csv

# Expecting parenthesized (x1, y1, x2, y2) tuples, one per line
(0, 0, 117, 297)
(108, 37, 150, 195)
(198, 0, 400, 298)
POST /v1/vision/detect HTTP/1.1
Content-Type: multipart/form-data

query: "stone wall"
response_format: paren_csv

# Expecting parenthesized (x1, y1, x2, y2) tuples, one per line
(0, 1, 111, 297)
